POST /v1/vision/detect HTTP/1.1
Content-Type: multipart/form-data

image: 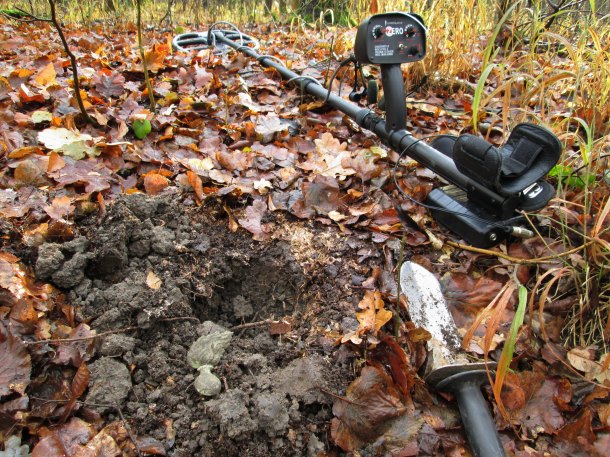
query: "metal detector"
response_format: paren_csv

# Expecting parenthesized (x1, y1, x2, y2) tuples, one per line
(173, 13, 562, 248)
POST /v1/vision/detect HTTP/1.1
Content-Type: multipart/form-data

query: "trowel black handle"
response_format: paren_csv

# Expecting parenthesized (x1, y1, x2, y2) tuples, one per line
(437, 370, 506, 457)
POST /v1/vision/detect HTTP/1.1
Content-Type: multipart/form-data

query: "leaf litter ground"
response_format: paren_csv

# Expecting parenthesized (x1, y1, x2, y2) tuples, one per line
(1, 17, 609, 457)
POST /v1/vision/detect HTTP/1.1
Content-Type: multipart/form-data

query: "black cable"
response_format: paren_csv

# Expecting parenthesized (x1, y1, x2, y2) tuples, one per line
(324, 55, 356, 102)
(392, 136, 511, 231)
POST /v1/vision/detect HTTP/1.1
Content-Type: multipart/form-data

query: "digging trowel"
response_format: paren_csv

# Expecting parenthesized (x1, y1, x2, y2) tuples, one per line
(400, 261, 506, 457)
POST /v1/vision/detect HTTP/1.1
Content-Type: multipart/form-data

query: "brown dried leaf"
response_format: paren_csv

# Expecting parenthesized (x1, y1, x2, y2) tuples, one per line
(331, 365, 408, 451)
(558, 408, 596, 444)
(269, 321, 291, 335)
(144, 173, 169, 195)
(145, 43, 170, 71)
(93, 69, 126, 98)
(44, 195, 75, 222)
(47, 151, 66, 173)
(0, 321, 31, 397)
(238, 199, 272, 241)
(32, 417, 95, 457)
(134, 436, 167, 455)
(14, 158, 47, 186)
(302, 175, 343, 215)
(518, 376, 566, 433)
(187, 170, 204, 204)
(146, 271, 162, 290)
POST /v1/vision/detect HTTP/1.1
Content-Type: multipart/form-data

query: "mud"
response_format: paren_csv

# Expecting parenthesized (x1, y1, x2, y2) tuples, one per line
(34, 193, 380, 456)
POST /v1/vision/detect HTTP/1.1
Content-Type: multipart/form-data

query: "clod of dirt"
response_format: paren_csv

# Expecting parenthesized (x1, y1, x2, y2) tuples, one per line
(100, 334, 137, 357)
(86, 357, 132, 413)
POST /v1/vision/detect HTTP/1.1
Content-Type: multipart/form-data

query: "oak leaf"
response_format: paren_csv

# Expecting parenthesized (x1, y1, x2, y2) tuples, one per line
(356, 290, 392, 336)
(0, 322, 31, 398)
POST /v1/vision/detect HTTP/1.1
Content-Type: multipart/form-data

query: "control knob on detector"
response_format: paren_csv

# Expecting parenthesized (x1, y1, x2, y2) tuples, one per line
(372, 25, 383, 38)
(405, 24, 416, 37)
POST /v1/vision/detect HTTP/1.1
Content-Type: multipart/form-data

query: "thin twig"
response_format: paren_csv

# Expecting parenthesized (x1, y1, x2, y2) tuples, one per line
(46, 0, 95, 125)
(25, 317, 199, 345)
(445, 240, 594, 264)
(230, 319, 273, 331)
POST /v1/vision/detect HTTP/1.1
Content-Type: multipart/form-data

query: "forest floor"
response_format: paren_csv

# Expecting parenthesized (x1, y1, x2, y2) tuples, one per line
(1, 15, 609, 457)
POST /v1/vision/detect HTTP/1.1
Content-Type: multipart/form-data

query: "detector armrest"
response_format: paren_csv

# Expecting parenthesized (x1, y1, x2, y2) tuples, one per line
(431, 123, 561, 198)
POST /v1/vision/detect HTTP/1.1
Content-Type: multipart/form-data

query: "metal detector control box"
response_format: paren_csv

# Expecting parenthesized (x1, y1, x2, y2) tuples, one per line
(354, 12, 426, 64)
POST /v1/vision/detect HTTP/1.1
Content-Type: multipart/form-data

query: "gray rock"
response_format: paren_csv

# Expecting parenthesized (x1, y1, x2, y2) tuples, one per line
(307, 434, 325, 457)
(0, 435, 30, 457)
(86, 357, 132, 412)
(35, 243, 64, 280)
(100, 334, 138, 356)
(61, 236, 89, 254)
(232, 295, 253, 319)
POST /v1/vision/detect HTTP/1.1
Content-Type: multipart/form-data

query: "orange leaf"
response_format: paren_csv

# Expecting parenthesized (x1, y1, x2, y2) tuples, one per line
(9, 146, 42, 159)
(370, 0, 379, 14)
(47, 151, 66, 173)
(44, 196, 75, 222)
(145, 43, 169, 71)
(34, 62, 56, 87)
(19, 84, 46, 103)
(72, 363, 91, 398)
(356, 290, 392, 336)
(143, 173, 169, 195)
(187, 170, 204, 204)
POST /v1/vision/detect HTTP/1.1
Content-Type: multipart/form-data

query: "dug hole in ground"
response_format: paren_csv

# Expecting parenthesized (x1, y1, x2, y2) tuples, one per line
(30, 191, 384, 456)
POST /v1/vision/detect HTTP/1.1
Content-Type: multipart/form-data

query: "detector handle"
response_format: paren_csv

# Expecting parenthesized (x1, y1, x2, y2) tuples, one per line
(380, 64, 407, 132)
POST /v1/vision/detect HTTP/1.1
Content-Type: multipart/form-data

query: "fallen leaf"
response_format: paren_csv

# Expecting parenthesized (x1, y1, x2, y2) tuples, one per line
(238, 199, 272, 241)
(19, 84, 46, 103)
(331, 365, 408, 451)
(146, 271, 162, 290)
(145, 43, 169, 71)
(144, 173, 169, 195)
(558, 408, 596, 444)
(32, 417, 95, 457)
(38, 128, 98, 160)
(93, 69, 126, 98)
(34, 62, 56, 87)
(356, 290, 393, 336)
(44, 195, 75, 222)
(0, 321, 31, 397)
(567, 348, 610, 383)
(269, 321, 291, 335)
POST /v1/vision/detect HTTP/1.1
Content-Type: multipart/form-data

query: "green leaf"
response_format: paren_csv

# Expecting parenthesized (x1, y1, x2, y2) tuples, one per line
(133, 119, 152, 139)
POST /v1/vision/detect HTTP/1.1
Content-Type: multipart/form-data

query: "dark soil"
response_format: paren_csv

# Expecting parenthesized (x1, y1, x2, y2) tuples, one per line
(32, 192, 389, 456)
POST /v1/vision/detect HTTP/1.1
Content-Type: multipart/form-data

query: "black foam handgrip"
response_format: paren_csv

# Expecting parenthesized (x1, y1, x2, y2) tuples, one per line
(453, 135, 502, 190)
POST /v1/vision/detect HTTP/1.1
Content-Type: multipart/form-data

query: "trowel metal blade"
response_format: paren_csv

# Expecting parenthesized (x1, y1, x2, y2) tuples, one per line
(400, 261, 467, 371)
